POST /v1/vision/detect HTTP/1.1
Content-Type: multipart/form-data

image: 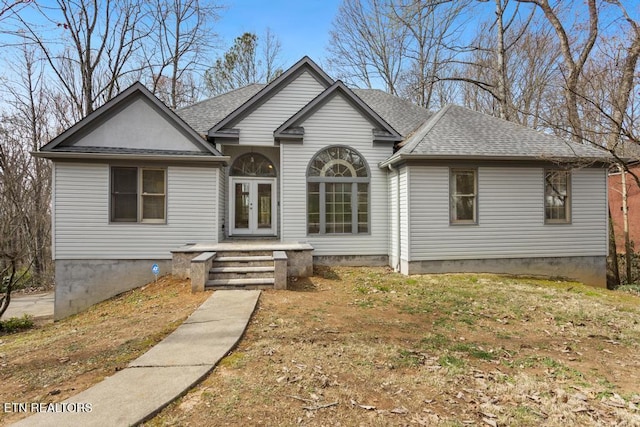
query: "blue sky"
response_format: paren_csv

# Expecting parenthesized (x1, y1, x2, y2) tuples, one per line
(216, 0, 343, 67)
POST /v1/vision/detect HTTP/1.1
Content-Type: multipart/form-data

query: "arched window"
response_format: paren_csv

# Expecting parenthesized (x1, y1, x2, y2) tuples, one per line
(307, 146, 369, 234)
(230, 153, 276, 177)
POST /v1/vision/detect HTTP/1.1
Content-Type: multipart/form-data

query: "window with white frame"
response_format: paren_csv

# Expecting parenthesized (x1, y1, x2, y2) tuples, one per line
(450, 169, 477, 224)
(307, 146, 369, 234)
(111, 167, 166, 223)
(544, 170, 571, 223)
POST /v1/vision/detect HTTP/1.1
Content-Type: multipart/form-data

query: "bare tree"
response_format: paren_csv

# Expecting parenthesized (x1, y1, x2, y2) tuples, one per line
(9, 0, 149, 120)
(0, 42, 53, 309)
(0, 0, 27, 21)
(143, 0, 222, 109)
(516, 0, 598, 143)
(262, 27, 284, 84)
(0, 118, 38, 319)
(327, 0, 407, 93)
(457, 7, 561, 127)
(391, 0, 471, 108)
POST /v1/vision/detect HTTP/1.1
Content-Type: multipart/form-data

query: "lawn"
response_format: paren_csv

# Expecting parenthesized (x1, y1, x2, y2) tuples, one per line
(2, 267, 639, 426)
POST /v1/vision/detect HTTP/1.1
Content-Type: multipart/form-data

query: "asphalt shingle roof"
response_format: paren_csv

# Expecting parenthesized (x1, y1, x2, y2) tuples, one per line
(176, 85, 432, 138)
(395, 104, 608, 160)
(352, 89, 432, 137)
(177, 84, 265, 134)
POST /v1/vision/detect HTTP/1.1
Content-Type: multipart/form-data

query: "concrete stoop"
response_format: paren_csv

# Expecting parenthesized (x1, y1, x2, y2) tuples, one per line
(11, 290, 261, 427)
(207, 252, 276, 290)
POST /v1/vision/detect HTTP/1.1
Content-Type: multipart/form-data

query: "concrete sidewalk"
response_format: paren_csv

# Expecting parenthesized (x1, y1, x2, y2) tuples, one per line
(12, 290, 261, 427)
(2, 293, 54, 320)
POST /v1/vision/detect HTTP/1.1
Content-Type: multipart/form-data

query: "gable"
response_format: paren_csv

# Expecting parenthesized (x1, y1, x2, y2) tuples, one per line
(231, 70, 328, 146)
(39, 82, 222, 160)
(208, 56, 333, 144)
(275, 81, 402, 144)
(64, 96, 208, 152)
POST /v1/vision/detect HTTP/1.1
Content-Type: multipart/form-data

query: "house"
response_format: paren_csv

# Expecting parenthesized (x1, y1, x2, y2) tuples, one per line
(36, 57, 610, 319)
(609, 161, 640, 254)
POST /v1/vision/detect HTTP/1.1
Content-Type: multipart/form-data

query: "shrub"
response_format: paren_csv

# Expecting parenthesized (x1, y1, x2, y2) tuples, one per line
(0, 314, 34, 334)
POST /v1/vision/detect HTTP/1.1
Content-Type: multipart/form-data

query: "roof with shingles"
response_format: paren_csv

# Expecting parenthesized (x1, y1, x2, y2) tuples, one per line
(352, 89, 432, 137)
(386, 104, 608, 163)
(176, 85, 432, 139)
(177, 84, 265, 135)
(40, 82, 222, 156)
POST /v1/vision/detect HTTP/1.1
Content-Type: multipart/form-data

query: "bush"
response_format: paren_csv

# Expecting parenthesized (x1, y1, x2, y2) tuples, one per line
(617, 283, 640, 296)
(0, 314, 34, 334)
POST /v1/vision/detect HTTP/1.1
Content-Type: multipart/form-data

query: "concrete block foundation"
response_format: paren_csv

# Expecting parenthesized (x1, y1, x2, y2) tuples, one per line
(404, 256, 607, 288)
(54, 259, 172, 320)
(314, 254, 389, 267)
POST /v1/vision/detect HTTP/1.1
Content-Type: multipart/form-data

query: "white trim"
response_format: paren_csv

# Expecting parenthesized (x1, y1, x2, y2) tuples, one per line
(280, 147, 284, 242)
(406, 167, 411, 262)
(216, 166, 220, 240)
(229, 177, 277, 236)
(51, 163, 57, 260)
(34, 151, 230, 163)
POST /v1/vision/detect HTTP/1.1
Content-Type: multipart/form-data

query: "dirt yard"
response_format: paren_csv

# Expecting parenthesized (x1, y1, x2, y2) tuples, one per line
(0, 276, 210, 425)
(1, 268, 639, 426)
(147, 267, 640, 426)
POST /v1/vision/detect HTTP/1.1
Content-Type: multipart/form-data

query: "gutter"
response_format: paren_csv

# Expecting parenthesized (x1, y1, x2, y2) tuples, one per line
(379, 153, 612, 168)
(32, 151, 231, 165)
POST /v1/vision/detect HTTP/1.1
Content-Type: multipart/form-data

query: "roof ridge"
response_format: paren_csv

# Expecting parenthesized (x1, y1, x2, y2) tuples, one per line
(398, 104, 453, 155)
(178, 83, 266, 112)
(274, 80, 402, 143)
(208, 57, 334, 136)
(448, 104, 608, 155)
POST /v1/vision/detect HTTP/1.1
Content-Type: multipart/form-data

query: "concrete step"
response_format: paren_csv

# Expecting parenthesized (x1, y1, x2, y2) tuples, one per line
(214, 250, 273, 257)
(215, 256, 273, 262)
(210, 266, 274, 274)
(206, 277, 275, 290)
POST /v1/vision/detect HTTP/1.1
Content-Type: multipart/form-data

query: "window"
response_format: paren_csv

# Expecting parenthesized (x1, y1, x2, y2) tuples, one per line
(450, 169, 477, 224)
(307, 146, 369, 234)
(545, 170, 570, 223)
(230, 153, 276, 177)
(111, 167, 166, 223)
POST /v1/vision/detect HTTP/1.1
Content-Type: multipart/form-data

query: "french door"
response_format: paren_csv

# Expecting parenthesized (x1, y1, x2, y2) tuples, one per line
(230, 178, 277, 235)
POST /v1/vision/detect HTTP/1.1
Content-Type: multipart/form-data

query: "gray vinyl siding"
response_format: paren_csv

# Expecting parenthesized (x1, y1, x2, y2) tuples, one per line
(408, 166, 607, 260)
(235, 71, 326, 146)
(71, 97, 206, 152)
(53, 162, 218, 259)
(281, 94, 392, 255)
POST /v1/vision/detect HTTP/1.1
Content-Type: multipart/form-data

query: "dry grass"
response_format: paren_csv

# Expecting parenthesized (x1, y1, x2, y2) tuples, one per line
(2, 268, 640, 426)
(0, 276, 210, 425)
(147, 267, 640, 426)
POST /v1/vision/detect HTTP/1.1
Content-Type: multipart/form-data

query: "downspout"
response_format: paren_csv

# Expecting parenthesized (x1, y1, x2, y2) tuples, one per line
(388, 163, 401, 271)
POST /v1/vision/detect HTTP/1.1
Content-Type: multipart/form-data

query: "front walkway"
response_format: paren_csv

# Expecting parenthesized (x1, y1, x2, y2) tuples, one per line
(12, 290, 261, 427)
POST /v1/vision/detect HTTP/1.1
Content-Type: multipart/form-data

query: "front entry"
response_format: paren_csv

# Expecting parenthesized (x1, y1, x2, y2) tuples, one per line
(228, 152, 278, 236)
(230, 177, 277, 235)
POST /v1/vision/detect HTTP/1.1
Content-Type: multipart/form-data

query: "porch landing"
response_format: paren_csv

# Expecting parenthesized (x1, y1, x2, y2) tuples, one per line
(171, 241, 314, 287)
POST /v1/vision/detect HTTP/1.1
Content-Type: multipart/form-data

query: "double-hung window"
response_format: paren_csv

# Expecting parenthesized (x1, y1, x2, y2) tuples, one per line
(544, 170, 570, 223)
(307, 146, 369, 234)
(111, 167, 166, 223)
(450, 169, 477, 224)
